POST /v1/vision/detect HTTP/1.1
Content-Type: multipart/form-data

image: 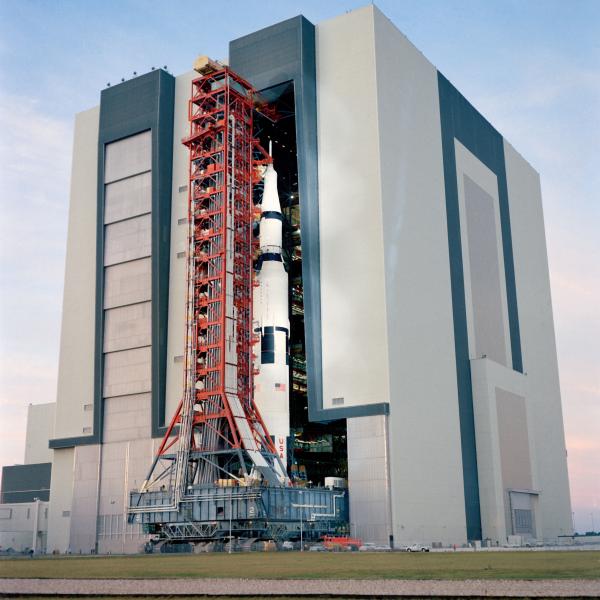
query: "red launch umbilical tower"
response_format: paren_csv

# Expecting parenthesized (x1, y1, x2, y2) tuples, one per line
(128, 63, 348, 544)
(138, 65, 284, 502)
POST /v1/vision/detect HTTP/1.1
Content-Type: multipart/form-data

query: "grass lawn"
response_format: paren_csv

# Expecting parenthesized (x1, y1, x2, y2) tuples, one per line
(1, 551, 599, 580)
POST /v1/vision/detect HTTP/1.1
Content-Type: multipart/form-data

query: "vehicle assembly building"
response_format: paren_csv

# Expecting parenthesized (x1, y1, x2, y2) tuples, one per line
(1, 5, 573, 553)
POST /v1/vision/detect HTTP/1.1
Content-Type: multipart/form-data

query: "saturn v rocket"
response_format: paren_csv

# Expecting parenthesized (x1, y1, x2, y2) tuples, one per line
(253, 159, 290, 472)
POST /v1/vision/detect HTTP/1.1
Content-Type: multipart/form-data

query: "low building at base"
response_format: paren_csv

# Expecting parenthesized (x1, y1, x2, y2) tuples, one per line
(0, 403, 54, 554)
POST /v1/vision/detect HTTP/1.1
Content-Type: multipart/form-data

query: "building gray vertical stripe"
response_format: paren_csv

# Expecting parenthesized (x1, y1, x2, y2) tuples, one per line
(231, 16, 388, 424)
(152, 72, 175, 437)
(49, 69, 175, 449)
(290, 18, 324, 424)
(438, 71, 523, 540)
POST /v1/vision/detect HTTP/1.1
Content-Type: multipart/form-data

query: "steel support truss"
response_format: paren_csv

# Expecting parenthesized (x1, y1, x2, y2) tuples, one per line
(133, 67, 284, 513)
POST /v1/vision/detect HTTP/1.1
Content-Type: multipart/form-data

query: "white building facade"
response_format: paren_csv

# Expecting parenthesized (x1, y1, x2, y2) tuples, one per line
(0, 404, 53, 553)
(38, 5, 572, 553)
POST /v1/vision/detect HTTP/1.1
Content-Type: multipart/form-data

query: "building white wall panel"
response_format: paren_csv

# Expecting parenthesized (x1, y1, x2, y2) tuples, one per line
(372, 6, 467, 545)
(104, 258, 151, 309)
(104, 130, 151, 184)
(47, 447, 74, 553)
(53, 108, 99, 440)
(103, 394, 152, 443)
(503, 141, 572, 539)
(103, 347, 151, 398)
(455, 140, 512, 367)
(96, 437, 157, 554)
(94, 110, 158, 556)
(104, 171, 151, 224)
(24, 403, 55, 464)
(98, 442, 129, 517)
(347, 415, 392, 544)
(471, 357, 531, 543)
(103, 301, 151, 353)
(164, 71, 196, 421)
(0, 501, 49, 553)
(69, 445, 101, 553)
(315, 7, 390, 412)
(496, 389, 533, 491)
(464, 176, 507, 364)
(104, 213, 152, 266)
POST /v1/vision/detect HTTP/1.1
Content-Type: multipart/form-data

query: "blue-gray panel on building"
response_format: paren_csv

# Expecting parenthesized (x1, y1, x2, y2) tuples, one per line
(231, 16, 388, 424)
(438, 71, 523, 541)
(0, 463, 51, 503)
(49, 69, 175, 449)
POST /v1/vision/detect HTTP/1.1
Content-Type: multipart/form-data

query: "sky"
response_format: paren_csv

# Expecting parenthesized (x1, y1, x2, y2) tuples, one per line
(0, 0, 598, 534)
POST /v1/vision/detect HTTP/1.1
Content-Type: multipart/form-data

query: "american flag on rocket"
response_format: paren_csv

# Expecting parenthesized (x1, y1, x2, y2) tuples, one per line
(275, 383, 286, 391)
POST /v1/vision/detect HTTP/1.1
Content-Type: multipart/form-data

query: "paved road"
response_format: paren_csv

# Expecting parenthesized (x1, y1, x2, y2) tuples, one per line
(1, 578, 599, 597)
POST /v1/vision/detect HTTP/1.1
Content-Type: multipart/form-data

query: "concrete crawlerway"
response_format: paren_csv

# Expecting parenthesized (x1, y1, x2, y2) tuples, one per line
(1, 578, 599, 597)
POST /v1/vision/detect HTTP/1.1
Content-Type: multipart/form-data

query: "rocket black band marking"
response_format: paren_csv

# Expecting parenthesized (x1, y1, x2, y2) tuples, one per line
(262, 325, 289, 334)
(261, 332, 275, 353)
(259, 328, 289, 365)
(261, 351, 275, 364)
(257, 253, 283, 269)
(261, 211, 283, 221)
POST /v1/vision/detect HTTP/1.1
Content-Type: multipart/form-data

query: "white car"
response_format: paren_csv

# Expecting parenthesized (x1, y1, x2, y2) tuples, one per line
(406, 543, 430, 552)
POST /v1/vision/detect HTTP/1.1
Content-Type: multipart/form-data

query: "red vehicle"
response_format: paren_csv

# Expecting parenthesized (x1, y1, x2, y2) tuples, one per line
(322, 535, 363, 551)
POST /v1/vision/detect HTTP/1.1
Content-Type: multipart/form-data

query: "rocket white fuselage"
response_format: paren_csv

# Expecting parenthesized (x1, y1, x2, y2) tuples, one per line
(254, 164, 290, 469)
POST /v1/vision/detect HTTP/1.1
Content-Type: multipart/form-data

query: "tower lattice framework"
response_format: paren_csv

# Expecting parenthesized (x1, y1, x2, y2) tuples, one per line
(140, 67, 283, 502)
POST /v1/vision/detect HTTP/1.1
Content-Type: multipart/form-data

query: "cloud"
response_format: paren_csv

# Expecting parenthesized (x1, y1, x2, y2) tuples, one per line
(0, 93, 72, 469)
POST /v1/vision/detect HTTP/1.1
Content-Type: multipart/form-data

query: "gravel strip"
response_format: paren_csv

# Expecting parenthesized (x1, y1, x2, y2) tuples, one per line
(1, 578, 599, 597)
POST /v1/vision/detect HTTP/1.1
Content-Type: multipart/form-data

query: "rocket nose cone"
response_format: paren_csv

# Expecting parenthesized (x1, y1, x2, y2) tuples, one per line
(264, 163, 277, 181)
(261, 163, 281, 214)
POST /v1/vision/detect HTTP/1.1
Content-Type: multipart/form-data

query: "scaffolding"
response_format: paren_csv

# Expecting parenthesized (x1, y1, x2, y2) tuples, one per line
(131, 67, 282, 509)
(127, 65, 347, 544)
